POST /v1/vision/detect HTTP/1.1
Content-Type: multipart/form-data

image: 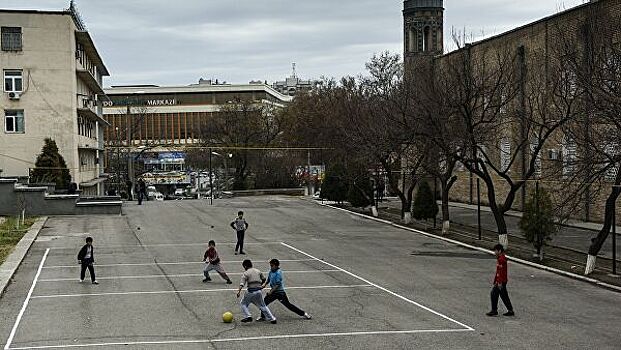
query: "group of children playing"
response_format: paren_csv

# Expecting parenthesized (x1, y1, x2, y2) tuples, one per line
(77, 210, 514, 325)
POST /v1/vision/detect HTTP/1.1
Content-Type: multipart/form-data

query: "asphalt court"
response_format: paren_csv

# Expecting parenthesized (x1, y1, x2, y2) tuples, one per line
(3, 239, 473, 349)
(5, 197, 620, 349)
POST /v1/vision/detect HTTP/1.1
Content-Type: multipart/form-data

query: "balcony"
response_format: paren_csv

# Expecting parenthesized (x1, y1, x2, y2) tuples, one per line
(77, 94, 109, 126)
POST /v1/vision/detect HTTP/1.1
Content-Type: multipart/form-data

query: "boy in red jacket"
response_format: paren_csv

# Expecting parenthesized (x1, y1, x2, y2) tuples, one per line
(203, 240, 232, 284)
(486, 244, 515, 316)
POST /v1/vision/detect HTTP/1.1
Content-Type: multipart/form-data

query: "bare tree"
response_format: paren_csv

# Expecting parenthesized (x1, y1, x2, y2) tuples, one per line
(554, 4, 621, 274)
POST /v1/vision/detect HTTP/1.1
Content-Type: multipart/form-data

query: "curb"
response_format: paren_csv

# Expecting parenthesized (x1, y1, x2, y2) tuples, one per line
(315, 201, 621, 293)
(0, 216, 48, 296)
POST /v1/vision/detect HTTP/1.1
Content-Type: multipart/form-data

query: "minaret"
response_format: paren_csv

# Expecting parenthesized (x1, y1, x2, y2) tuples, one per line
(403, 0, 444, 70)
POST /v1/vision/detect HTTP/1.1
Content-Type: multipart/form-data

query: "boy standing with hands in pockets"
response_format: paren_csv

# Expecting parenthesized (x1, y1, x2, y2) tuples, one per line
(231, 211, 249, 255)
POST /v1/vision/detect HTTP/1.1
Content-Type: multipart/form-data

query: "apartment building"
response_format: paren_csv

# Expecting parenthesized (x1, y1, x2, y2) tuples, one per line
(0, 3, 109, 195)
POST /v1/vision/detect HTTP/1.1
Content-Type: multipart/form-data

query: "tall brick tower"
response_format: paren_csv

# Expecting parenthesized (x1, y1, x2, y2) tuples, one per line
(403, 0, 444, 70)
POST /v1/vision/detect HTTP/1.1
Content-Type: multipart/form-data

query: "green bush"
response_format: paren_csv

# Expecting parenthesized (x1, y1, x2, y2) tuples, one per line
(321, 164, 348, 202)
(347, 178, 373, 208)
(519, 185, 557, 258)
(412, 181, 438, 220)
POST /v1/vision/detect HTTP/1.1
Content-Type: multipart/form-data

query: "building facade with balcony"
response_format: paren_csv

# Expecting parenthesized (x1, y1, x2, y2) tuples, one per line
(0, 4, 110, 195)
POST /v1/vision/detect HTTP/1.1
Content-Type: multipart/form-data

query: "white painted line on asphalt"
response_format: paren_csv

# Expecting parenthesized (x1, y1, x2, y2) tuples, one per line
(281, 242, 475, 331)
(45, 241, 286, 250)
(30, 284, 372, 299)
(38, 269, 342, 282)
(4, 248, 50, 350)
(6, 328, 473, 349)
(41, 259, 316, 269)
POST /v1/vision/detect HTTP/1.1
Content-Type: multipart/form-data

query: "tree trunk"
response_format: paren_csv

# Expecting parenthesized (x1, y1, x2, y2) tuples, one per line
(441, 176, 457, 235)
(483, 175, 510, 248)
(584, 182, 621, 274)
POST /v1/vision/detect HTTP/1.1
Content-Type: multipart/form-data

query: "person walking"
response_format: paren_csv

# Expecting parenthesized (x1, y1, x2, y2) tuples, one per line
(77, 237, 98, 285)
(258, 259, 311, 321)
(486, 244, 515, 316)
(137, 179, 147, 205)
(230, 211, 249, 255)
(236, 259, 276, 324)
(203, 240, 233, 284)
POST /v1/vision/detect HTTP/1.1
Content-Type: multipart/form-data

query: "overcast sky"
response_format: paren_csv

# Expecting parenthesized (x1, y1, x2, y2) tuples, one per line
(2, 0, 586, 87)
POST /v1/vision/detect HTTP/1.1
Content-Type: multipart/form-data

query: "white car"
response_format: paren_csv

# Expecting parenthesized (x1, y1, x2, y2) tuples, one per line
(153, 192, 164, 201)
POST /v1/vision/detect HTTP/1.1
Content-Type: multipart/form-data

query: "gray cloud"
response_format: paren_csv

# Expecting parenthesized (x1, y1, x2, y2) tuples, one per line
(1, 0, 584, 86)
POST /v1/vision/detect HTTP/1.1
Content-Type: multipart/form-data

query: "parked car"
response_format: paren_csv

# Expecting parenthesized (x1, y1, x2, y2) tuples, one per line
(153, 192, 164, 201)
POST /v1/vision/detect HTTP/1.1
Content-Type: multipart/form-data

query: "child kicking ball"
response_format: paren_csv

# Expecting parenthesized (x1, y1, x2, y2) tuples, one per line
(203, 240, 232, 284)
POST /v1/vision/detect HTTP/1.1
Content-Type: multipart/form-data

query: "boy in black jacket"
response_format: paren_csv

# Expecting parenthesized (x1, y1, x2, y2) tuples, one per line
(77, 237, 98, 284)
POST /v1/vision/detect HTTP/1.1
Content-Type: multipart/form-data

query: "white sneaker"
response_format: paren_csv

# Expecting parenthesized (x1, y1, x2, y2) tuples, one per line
(79, 279, 84, 283)
(303, 312, 312, 320)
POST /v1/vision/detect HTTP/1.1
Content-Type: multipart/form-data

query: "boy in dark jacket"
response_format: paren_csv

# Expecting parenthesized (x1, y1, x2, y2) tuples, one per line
(203, 240, 232, 284)
(77, 237, 98, 284)
(487, 244, 514, 316)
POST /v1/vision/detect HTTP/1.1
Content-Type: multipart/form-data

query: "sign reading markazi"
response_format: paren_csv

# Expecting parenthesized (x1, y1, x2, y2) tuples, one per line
(103, 99, 177, 107)
(146, 99, 177, 106)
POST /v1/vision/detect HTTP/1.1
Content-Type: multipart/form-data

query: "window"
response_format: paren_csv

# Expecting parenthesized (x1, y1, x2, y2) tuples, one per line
(5, 110, 24, 133)
(530, 137, 542, 178)
(4, 70, 23, 92)
(562, 136, 577, 178)
(1, 27, 22, 51)
(604, 143, 620, 182)
(500, 137, 511, 172)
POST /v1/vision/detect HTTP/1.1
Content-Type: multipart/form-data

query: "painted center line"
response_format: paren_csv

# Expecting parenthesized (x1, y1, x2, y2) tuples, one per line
(42, 259, 316, 269)
(6, 329, 473, 349)
(281, 242, 475, 331)
(39, 269, 342, 282)
(30, 284, 372, 299)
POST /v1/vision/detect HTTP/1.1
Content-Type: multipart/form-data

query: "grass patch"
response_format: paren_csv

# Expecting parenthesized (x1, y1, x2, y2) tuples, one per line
(0, 216, 37, 265)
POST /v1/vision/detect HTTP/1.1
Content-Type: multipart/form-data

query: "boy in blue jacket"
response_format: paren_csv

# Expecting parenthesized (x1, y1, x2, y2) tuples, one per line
(258, 258, 311, 321)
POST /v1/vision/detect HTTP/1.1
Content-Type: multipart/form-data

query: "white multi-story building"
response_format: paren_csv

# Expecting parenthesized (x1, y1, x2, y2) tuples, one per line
(0, 4, 110, 195)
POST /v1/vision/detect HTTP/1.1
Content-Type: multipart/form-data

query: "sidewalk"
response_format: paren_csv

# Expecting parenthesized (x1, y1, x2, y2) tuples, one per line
(379, 198, 621, 259)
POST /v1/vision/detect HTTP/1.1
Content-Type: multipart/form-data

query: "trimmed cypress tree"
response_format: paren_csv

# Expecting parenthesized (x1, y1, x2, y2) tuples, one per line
(347, 177, 373, 208)
(31, 138, 71, 189)
(519, 185, 557, 261)
(320, 164, 347, 203)
(412, 181, 438, 220)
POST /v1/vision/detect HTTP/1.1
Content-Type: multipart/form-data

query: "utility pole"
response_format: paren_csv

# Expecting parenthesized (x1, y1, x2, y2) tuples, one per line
(126, 104, 134, 192)
(477, 178, 482, 240)
(307, 150, 312, 195)
(209, 148, 213, 205)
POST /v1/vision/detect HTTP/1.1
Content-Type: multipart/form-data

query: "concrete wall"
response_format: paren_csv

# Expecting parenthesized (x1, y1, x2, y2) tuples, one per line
(0, 178, 121, 215)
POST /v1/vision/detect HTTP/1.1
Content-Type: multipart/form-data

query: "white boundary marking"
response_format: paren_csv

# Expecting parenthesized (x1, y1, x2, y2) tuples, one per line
(38, 269, 341, 282)
(30, 284, 372, 299)
(6, 329, 473, 349)
(4, 248, 50, 350)
(45, 241, 286, 250)
(41, 259, 315, 269)
(281, 242, 475, 331)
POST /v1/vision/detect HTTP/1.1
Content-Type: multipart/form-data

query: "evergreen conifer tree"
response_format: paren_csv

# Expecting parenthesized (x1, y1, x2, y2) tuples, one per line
(31, 138, 71, 189)
(412, 181, 438, 220)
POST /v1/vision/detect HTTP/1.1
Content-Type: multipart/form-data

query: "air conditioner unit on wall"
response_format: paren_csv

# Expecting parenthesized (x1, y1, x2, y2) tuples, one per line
(8, 92, 20, 100)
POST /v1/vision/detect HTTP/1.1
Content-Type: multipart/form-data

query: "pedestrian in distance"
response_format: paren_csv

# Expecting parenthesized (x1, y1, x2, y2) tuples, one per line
(203, 240, 233, 284)
(230, 211, 249, 255)
(236, 259, 277, 324)
(258, 258, 311, 321)
(77, 237, 98, 285)
(486, 244, 515, 317)
(136, 179, 147, 205)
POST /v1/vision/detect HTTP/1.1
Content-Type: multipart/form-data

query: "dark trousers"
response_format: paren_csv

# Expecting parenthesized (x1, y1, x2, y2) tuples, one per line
(137, 191, 143, 205)
(261, 291, 305, 318)
(235, 230, 245, 252)
(80, 258, 96, 282)
(491, 283, 513, 312)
